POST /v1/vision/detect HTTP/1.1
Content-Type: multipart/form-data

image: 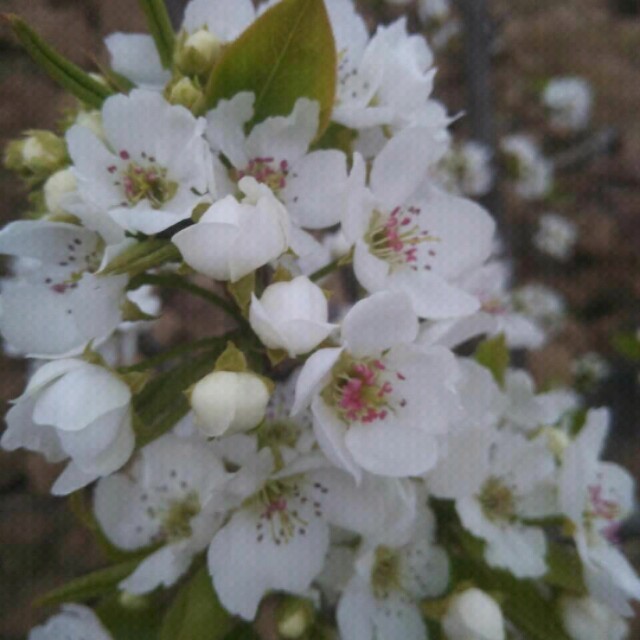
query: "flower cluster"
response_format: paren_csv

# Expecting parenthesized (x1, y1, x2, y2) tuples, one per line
(1, 1, 637, 639)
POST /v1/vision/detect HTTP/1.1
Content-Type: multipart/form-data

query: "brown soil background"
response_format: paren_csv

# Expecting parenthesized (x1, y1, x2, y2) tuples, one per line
(1, 0, 640, 637)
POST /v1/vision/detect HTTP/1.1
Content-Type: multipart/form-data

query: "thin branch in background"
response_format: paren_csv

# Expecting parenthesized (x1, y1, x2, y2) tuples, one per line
(164, 0, 187, 29)
(454, 0, 507, 244)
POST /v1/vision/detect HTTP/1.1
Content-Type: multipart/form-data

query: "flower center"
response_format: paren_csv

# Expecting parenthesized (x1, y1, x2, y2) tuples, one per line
(233, 157, 289, 196)
(323, 353, 405, 425)
(109, 150, 177, 208)
(371, 546, 402, 599)
(365, 207, 438, 271)
(479, 477, 516, 522)
(585, 484, 622, 543)
(247, 478, 328, 546)
(159, 492, 201, 543)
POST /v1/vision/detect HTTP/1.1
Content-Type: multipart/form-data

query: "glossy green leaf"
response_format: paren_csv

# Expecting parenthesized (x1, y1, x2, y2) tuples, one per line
(101, 239, 181, 278)
(544, 542, 586, 594)
(6, 15, 114, 108)
(475, 333, 509, 386)
(97, 594, 163, 640)
(202, 0, 337, 136)
(161, 567, 235, 640)
(35, 559, 139, 608)
(227, 272, 256, 316)
(137, 0, 175, 69)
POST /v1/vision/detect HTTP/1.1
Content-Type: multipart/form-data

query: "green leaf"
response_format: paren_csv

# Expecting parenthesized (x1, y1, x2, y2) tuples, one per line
(97, 594, 164, 640)
(474, 334, 509, 386)
(161, 566, 235, 640)
(101, 239, 181, 277)
(215, 341, 248, 373)
(202, 0, 337, 137)
(544, 542, 586, 594)
(134, 348, 224, 447)
(34, 559, 139, 608)
(6, 15, 114, 108)
(613, 331, 640, 361)
(227, 272, 256, 316)
(137, 0, 175, 69)
(222, 627, 260, 640)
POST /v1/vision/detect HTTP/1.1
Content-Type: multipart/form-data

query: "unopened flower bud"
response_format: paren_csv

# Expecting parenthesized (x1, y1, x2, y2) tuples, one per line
(249, 276, 337, 357)
(190, 371, 270, 437)
(168, 77, 203, 110)
(276, 598, 315, 639)
(442, 588, 505, 640)
(560, 595, 628, 640)
(18, 131, 67, 175)
(44, 168, 77, 216)
(176, 29, 223, 75)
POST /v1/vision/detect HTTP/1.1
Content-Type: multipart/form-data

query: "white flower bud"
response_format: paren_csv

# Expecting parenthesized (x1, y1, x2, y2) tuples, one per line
(277, 598, 315, 639)
(560, 596, 628, 640)
(190, 371, 270, 437)
(442, 588, 505, 640)
(168, 77, 203, 110)
(44, 169, 77, 216)
(177, 29, 223, 75)
(249, 276, 337, 357)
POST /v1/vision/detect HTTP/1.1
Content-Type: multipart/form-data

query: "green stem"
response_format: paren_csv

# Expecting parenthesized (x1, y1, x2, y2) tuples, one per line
(129, 272, 249, 328)
(309, 258, 341, 282)
(118, 333, 238, 373)
(137, 0, 175, 69)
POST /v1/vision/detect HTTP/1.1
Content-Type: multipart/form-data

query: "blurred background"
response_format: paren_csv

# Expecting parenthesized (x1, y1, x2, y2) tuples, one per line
(1, 0, 640, 637)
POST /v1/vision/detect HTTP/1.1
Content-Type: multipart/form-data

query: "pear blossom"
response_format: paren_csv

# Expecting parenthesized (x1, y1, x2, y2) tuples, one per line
(189, 370, 271, 437)
(435, 140, 494, 198)
(0, 220, 127, 357)
(501, 134, 553, 200)
(558, 409, 640, 615)
(293, 291, 461, 480)
(418, 261, 547, 350)
(572, 352, 611, 391)
(173, 177, 290, 282)
(29, 604, 112, 640)
(66, 90, 213, 235)
(442, 588, 506, 640)
(206, 94, 353, 230)
(337, 509, 449, 640)
(44, 168, 77, 216)
(94, 434, 228, 593)
(512, 283, 566, 336)
(207, 444, 408, 620)
(344, 130, 495, 319)
(332, 16, 450, 139)
(1, 358, 134, 495)
(249, 276, 338, 356)
(560, 595, 629, 640)
(534, 213, 578, 261)
(433, 428, 555, 578)
(543, 77, 593, 133)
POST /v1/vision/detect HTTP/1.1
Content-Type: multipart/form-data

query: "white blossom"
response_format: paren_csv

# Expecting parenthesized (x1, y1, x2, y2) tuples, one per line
(173, 177, 290, 282)
(1, 359, 134, 495)
(534, 213, 578, 261)
(344, 130, 495, 320)
(29, 604, 112, 640)
(0, 220, 127, 357)
(501, 134, 553, 200)
(94, 434, 228, 593)
(560, 595, 629, 640)
(250, 276, 338, 356)
(67, 90, 213, 235)
(293, 291, 461, 480)
(543, 77, 593, 133)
